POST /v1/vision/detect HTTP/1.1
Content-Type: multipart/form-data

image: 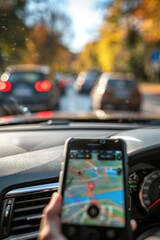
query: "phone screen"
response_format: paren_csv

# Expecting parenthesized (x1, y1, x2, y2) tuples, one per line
(61, 148, 125, 228)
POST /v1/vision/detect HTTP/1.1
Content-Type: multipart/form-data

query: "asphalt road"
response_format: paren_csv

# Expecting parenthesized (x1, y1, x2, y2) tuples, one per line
(142, 94, 160, 114)
(60, 85, 160, 114)
(60, 85, 91, 113)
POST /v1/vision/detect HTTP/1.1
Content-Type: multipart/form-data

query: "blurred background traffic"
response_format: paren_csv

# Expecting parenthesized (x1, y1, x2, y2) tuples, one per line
(0, 0, 160, 116)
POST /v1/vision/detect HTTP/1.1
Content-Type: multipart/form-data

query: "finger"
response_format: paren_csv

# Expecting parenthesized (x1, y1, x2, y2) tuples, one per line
(145, 237, 160, 240)
(38, 193, 67, 240)
(130, 219, 137, 232)
(42, 192, 62, 233)
(44, 192, 62, 216)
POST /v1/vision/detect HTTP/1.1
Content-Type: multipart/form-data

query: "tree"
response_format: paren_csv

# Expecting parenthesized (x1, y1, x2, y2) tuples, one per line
(77, 0, 157, 80)
(130, 0, 160, 43)
(77, 41, 100, 71)
(125, 0, 160, 80)
(0, 0, 29, 70)
(78, 0, 127, 72)
(0, 0, 72, 73)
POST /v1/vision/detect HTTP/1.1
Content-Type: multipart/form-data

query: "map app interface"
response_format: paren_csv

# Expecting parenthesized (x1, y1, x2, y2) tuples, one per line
(61, 149, 125, 227)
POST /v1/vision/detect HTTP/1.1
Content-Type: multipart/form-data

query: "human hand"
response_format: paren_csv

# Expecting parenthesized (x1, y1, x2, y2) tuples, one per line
(38, 192, 159, 240)
(38, 192, 67, 240)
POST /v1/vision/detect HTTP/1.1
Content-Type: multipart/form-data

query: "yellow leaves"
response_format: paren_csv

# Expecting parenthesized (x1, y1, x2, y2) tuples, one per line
(132, 0, 160, 42)
(26, 39, 36, 53)
(77, 0, 160, 76)
(96, 19, 125, 71)
(97, 39, 114, 71)
(77, 41, 100, 70)
(141, 19, 160, 42)
(78, 18, 125, 71)
(77, 0, 127, 72)
(32, 24, 50, 44)
(143, 0, 160, 14)
(21, 39, 38, 64)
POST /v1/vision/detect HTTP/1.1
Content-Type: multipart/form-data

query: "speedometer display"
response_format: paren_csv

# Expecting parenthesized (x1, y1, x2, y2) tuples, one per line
(139, 170, 160, 211)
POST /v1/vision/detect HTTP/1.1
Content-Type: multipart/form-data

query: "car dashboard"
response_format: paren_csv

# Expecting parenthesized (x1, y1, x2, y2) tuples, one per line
(0, 123, 160, 240)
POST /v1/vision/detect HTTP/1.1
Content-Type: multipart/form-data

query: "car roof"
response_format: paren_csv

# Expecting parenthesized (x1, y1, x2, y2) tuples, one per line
(101, 72, 135, 81)
(5, 64, 50, 74)
(78, 71, 87, 76)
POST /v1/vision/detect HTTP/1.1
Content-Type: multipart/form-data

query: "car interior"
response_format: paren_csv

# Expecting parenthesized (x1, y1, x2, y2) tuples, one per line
(0, 0, 160, 240)
(0, 119, 160, 240)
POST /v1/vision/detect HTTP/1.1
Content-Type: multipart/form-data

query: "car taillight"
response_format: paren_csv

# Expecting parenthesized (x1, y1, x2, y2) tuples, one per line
(59, 79, 65, 88)
(35, 80, 52, 92)
(0, 81, 11, 92)
(133, 88, 142, 98)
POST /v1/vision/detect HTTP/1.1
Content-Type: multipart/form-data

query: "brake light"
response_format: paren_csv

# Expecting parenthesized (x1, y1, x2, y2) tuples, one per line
(59, 79, 65, 88)
(35, 80, 52, 92)
(0, 81, 11, 92)
(133, 88, 142, 98)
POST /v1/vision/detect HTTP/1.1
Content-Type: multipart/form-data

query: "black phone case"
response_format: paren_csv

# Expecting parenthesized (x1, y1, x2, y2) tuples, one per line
(59, 137, 132, 240)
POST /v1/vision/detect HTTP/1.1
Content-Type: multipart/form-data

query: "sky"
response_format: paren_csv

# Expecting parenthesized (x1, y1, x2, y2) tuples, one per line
(65, 0, 105, 53)
(26, 0, 106, 53)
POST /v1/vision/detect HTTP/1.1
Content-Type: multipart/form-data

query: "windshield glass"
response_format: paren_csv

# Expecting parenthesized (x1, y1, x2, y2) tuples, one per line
(8, 72, 45, 83)
(0, 0, 160, 118)
(107, 80, 136, 89)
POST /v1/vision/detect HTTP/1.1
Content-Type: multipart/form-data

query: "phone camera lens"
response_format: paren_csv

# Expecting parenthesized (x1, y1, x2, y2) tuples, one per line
(100, 139, 106, 144)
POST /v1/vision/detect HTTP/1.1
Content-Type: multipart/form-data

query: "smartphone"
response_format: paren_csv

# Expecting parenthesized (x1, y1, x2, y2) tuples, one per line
(59, 138, 131, 240)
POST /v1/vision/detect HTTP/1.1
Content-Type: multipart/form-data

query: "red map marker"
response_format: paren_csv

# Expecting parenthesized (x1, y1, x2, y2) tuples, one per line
(88, 182, 95, 191)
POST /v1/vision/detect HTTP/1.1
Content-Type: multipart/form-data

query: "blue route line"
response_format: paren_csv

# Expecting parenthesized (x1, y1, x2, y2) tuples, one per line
(65, 190, 124, 207)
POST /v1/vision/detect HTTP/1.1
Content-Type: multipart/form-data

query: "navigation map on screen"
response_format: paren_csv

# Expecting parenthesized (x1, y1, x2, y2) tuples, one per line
(61, 150, 125, 227)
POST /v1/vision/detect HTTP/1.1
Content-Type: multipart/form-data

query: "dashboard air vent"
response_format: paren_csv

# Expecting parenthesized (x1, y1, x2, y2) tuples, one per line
(0, 183, 58, 239)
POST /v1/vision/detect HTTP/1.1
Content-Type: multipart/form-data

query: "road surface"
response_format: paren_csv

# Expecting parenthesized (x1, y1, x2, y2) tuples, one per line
(60, 84, 160, 114)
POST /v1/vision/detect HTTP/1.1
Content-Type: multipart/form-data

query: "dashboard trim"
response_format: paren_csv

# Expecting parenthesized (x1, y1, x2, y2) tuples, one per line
(5, 182, 59, 198)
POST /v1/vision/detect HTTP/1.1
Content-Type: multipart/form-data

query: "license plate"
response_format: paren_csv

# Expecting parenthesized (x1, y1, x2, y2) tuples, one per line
(13, 85, 33, 97)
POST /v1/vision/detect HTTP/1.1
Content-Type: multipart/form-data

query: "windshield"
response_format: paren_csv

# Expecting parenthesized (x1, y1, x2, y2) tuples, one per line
(107, 80, 136, 89)
(0, 0, 160, 119)
(8, 72, 45, 83)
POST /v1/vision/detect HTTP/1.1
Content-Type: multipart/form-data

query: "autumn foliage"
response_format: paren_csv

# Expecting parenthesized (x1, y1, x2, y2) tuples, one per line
(77, 0, 160, 81)
(0, 0, 159, 81)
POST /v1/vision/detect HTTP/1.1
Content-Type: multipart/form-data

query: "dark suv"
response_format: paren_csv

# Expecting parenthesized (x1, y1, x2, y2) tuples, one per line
(91, 72, 142, 111)
(74, 69, 102, 93)
(0, 64, 60, 114)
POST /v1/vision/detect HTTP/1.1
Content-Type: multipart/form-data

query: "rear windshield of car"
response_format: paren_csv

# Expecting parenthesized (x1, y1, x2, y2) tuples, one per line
(8, 72, 45, 83)
(85, 71, 101, 82)
(107, 79, 136, 89)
